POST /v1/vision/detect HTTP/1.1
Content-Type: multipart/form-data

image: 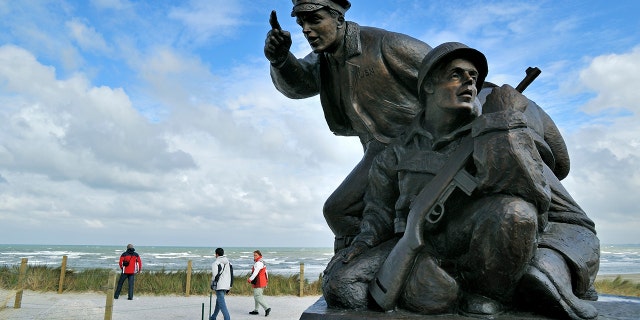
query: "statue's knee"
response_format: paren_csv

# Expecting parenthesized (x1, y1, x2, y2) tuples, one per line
(495, 197, 538, 237)
(323, 197, 339, 220)
(503, 196, 537, 220)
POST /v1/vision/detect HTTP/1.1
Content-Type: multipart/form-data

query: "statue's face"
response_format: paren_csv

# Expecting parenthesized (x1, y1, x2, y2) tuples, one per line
(430, 59, 478, 113)
(296, 9, 343, 53)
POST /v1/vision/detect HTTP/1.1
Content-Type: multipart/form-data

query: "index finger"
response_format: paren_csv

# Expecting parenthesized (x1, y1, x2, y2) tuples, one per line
(269, 10, 281, 30)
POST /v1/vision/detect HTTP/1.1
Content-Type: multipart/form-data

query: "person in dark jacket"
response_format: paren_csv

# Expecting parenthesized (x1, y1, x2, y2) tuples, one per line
(264, 0, 432, 252)
(114, 244, 142, 300)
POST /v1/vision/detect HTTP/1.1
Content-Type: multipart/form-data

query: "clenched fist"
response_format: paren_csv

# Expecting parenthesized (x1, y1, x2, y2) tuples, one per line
(482, 84, 529, 114)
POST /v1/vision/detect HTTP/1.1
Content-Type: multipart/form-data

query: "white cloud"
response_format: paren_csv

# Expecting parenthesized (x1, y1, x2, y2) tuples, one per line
(0, 41, 352, 246)
(84, 219, 105, 228)
(579, 46, 640, 115)
(0, 45, 195, 190)
(91, 0, 131, 11)
(168, 0, 243, 45)
(66, 18, 111, 54)
(562, 46, 640, 244)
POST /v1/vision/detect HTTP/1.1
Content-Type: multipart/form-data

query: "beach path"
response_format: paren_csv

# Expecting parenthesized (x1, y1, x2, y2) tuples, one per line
(1, 289, 320, 320)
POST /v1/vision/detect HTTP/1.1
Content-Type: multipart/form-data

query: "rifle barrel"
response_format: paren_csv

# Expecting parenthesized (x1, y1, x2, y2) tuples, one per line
(515, 67, 541, 93)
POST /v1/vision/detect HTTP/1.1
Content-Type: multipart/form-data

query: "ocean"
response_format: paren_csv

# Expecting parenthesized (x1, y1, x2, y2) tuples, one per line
(1, 244, 639, 280)
(0, 245, 333, 280)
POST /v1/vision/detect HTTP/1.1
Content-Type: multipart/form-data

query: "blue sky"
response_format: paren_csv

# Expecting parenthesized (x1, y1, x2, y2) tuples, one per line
(0, 0, 639, 247)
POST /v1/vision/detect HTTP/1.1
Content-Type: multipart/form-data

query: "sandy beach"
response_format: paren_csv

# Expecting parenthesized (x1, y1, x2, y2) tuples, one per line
(0, 289, 321, 320)
(2, 274, 639, 320)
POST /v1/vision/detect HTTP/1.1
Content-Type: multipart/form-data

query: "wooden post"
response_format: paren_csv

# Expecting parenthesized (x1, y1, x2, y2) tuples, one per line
(299, 263, 305, 297)
(104, 270, 116, 320)
(58, 255, 68, 294)
(185, 260, 192, 297)
(13, 258, 28, 309)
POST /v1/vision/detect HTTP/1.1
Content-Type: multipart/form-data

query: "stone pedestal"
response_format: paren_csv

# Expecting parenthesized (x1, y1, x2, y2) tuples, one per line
(300, 295, 640, 320)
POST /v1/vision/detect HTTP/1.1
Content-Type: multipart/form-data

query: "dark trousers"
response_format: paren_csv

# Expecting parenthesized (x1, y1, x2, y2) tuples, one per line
(115, 273, 135, 299)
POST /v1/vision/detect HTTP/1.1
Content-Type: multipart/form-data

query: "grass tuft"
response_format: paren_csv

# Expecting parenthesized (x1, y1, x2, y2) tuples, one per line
(0, 265, 322, 296)
(594, 276, 640, 297)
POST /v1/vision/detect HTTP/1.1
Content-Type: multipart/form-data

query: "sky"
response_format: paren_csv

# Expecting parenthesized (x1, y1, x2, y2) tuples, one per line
(0, 0, 639, 248)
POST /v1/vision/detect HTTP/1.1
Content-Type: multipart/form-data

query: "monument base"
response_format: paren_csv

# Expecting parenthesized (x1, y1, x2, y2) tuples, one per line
(300, 295, 640, 320)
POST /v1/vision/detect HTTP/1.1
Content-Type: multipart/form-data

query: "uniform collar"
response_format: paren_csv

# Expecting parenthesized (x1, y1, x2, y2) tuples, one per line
(402, 110, 473, 150)
(325, 21, 360, 63)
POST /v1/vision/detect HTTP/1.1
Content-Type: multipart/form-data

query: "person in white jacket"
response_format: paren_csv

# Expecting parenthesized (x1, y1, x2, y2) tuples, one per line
(210, 248, 232, 320)
(247, 250, 270, 316)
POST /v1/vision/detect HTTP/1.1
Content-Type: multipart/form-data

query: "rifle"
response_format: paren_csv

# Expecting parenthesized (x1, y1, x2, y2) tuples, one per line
(369, 67, 541, 311)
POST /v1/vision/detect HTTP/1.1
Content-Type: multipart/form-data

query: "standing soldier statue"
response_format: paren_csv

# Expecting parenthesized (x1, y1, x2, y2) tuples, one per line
(264, 0, 431, 253)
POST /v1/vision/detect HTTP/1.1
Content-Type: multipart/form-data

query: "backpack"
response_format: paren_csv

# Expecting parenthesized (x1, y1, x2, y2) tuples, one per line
(121, 253, 135, 267)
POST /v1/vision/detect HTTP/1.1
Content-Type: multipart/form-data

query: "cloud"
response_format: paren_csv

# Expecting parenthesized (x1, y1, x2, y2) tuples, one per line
(561, 46, 640, 243)
(168, 0, 243, 45)
(66, 18, 111, 54)
(579, 46, 640, 115)
(91, 0, 132, 11)
(0, 40, 352, 246)
(84, 219, 105, 228)
(0, 44, 195, 191)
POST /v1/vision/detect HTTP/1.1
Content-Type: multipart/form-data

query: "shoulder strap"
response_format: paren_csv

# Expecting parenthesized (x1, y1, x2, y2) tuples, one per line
(216, 262, 226, 277)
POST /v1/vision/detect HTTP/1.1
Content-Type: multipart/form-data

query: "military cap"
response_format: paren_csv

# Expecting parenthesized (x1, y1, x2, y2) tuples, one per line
(291, 0, 351, 17)
(417, 42, 488, 101)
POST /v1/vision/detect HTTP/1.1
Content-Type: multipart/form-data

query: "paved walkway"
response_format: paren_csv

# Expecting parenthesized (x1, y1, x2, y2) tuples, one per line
(0, 289, 320, 320)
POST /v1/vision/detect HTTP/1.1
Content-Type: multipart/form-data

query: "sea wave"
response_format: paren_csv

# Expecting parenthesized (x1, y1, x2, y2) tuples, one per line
(2, 244, 639, 280)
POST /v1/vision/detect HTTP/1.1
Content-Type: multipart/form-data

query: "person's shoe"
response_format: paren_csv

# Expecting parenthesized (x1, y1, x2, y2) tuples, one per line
(265, 308, 271, 317)
(249, 310, 259, 315)
(114, 296, 118, 299)
(127, 297, 133, 300)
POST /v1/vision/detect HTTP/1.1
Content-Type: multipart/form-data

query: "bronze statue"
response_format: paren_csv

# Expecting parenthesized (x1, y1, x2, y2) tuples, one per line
(322, 42, 600, 320)
(264, 0, 432, 252)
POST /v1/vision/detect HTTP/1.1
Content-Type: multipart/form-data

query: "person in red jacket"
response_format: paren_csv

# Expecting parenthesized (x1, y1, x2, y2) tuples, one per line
(114, 244, 142, 300)
(247, 250, 270, 316)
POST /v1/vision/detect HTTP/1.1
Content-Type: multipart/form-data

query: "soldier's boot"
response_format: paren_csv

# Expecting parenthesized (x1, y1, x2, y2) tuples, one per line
(399, 253, 460, 315)
(518, 248, 598, 320)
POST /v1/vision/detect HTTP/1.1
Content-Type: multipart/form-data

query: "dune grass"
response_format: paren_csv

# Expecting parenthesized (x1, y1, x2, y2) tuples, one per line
(594, 276, 640, 297)
(0, 265, 322, 296)
(2, 265, 639, 298)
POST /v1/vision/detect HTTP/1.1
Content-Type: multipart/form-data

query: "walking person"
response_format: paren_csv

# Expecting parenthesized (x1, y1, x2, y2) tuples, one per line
(248, 250, 270, 316)
(210, 247, 233, 320)
(114, 244, 142, 300)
